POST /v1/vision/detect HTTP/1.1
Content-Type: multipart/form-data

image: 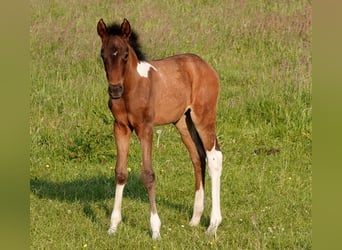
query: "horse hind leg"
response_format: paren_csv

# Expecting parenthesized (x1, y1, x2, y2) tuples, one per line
(205, 139, 222, 235)
(175, 113, 206, 227)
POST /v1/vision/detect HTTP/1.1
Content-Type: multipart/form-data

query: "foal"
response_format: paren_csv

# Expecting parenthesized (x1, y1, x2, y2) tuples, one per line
(97, 18, 222, 239)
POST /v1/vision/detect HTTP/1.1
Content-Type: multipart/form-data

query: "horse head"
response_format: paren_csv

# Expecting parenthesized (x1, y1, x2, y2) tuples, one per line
(97, 18, 132, 99)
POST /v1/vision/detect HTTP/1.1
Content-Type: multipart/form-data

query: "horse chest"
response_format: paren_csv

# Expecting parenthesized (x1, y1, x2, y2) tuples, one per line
(128, 107, 154, 125)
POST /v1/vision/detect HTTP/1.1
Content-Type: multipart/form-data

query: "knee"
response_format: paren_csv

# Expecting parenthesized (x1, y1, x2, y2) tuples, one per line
(115, 170, 128, 185)
(141, 169, 156, 189)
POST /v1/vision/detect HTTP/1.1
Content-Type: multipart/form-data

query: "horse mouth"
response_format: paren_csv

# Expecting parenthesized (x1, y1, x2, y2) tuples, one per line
(109, 93, 122, 99)
(108, 85, 124, 99)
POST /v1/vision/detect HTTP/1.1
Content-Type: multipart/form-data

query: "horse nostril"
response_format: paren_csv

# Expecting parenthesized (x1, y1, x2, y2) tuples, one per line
(108, 84, 124, 99)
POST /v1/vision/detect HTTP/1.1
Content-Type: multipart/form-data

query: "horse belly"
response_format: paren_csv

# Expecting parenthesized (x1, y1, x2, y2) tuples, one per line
(153, 93, 188, 125)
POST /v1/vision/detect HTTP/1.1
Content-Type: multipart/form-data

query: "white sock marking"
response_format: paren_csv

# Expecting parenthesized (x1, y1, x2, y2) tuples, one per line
(150, 212, 161, 240)
(108, 184, 125, 234)
(137, 61, 157, 78)
(189, 183, 204, 226)
(206, 146, 223, 234)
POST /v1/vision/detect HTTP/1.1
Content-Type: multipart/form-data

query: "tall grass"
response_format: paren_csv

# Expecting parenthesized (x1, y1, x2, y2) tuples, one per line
(30, 0, 311, 249)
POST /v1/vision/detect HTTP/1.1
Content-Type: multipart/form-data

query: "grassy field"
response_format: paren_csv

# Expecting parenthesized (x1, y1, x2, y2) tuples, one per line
(30, 0, 312, 249)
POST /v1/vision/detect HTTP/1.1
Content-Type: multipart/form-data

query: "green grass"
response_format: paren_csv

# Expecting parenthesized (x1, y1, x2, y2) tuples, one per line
(30, 0, 312, 249)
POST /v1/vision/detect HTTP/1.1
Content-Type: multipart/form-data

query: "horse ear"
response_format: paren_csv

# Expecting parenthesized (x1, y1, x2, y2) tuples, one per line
(121, 18, 132, 39)
(97, 19, 108, 40)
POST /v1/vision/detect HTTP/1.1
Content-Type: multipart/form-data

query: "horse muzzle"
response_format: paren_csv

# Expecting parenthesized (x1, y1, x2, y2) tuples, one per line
(108, 84, 124, 99)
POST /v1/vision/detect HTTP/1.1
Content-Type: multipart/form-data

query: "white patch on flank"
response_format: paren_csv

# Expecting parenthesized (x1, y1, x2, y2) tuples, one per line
(137, 61, 157, 78)
(150, 212, 161, 240)
(206, 145, 223, 235)
(189, 183, 204, 227)
(108, 184, 125, 234)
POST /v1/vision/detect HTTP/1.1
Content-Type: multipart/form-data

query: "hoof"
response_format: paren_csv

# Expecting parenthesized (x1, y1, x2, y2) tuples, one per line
(152, 231, 161, 240)
(189, 218, 200, 227)
(107, 227, 117, 235)
(206, 225, 218, 236)
(206, 214, 222, 236)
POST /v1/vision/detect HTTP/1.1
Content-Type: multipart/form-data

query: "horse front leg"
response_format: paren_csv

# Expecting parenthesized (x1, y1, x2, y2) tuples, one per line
(136, 124, 161, 240)
(108, 121, 132, 235)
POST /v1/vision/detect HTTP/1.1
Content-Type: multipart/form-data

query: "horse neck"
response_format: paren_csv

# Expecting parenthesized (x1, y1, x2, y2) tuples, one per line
(123, 46, 142, 92)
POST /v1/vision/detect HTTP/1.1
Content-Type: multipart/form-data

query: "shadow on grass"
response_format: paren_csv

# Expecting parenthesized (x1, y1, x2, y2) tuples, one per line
(30, 172, 189, 220)
(30, 173, 149, 203)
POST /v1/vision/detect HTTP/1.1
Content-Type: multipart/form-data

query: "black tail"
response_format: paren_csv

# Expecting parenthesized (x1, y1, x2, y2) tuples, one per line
(185, 109, 206, 187)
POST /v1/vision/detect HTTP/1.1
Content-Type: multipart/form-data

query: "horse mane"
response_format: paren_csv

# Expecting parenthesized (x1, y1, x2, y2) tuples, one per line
(106, 22, 146, 61)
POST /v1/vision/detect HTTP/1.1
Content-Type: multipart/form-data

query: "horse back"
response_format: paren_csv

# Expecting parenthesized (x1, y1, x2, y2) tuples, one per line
(148, 53, 219, 125)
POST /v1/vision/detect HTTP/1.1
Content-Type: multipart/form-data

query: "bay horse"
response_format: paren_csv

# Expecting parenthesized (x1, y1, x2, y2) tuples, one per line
(97, 18, 222, 240)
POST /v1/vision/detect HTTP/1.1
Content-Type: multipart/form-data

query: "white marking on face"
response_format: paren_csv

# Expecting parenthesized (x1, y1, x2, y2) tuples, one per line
(137, 61, 157, 78)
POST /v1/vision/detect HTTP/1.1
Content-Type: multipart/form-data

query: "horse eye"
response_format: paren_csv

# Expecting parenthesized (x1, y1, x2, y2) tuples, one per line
(112, 51, 118, 57)
(123, 51, 129, 60)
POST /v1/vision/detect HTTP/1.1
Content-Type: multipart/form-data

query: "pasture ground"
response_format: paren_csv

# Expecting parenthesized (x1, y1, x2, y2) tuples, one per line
(30, 0, 312, 249)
